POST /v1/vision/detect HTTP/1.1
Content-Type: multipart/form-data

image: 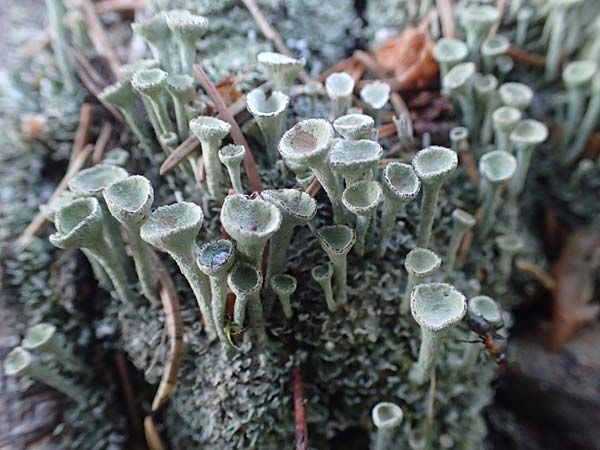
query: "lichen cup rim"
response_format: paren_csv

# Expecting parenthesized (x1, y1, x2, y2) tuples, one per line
(461, 4, 500, 24)
(257, 51, 305, 68)
(452, 208, 476, 227)
(4, 347, 33, 376)
(479, 150, 517, 184)
(432, 37, 468, 62)
(342, 180, 383, 215)
(325, 72, 355, 98)
(131, 12, 170, 39)
(189, 115, 232, 141)
(360, 80, 391, 109)
(68, 164, 129, 196)
(228, 261, 262, 296)
(410, 282, 467, 332)
(333, 113, 374, 138)
(22, 323, 57, 349)
(562, 60, 598, 87)
(166, 73, 195, 93)
(104, 175, 154, 223)
(246, 89, 289, 117)
(120, 59, 160, 79)
(412, 146, 458, 184)
(317, 225, 356, 256)
(140, 201, 204, 251)
(131, 68, 168, 93)
(469, 295, 502, 324)
(492, 105, 522, 126)
(165, 10, 208, 35)
(372, 402, 404, 429)
(473, 73, 499, 94)
(219, 144, 246, 164)
(509, 119, 548, 146)
(270, 273, 297, 295)
(98, 81, 134, 108)
(442, 62, 476, 91)
(311, 262, 334, 281)
(50, 197, 103, 248)
(499, 82, 534, 107)
(329, 139, 383, 171)
(278, 118, 333, 164)
(495, 234, 524, 253)
(220, 194, 282, 242)
(405, 247, 441, 276)
(481, 34, 510, 57)
(382, 162, 421, 201)
(196, 239, 235, 276)
(260, 189, 317, 222)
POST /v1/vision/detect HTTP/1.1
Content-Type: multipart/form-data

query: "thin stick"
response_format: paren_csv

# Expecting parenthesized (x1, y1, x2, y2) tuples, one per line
(515, 260, 557, 291)
(81, 0, 122, 80)
(378, 123, 397, 139)
(305, 179, 322, 198)
(436, 0, 455, 38)
(115, 352, 142, 438)
(193, 64, 263, 192)
(507, 47, 546, 67)
(144, 417, 166, 450)
(353, 50, 389, 79)
(92, 121, 113, 164)
(69, 103, 95, 171)
(95, 0, 144, 13)
(490, 0, 506, 36)
(241, 0, 312, 84)
(291, 368, 309, 450)
(317, 56, 356, 83)
(159, 136, 200, 175)
(458, 139, 480, 186)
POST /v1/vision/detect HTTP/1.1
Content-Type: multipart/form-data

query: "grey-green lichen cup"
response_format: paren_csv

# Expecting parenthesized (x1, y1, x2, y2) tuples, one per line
(400, 248, 441, 315)
(481, 34, 510, 73)
(246, 88, 289, 161)
(228, 262, 266, 345)
(333, 113, 375, 140)
(360, 81, 390, 124)
(257, 51, 305, 93)
(409, 283, 467, 384)
(433, 37, 468, 79)
(460, 4, 499, 61)
(220, 194, 282, 269)
(371, 402, 404, 450)
(325, 72, 355, 118)
(104, 175, 158, 305)
(166, 74, 195, 140)
(508, 119, 548, 199)
(140, 202, 215, 339)
(499, 82, 533, 112)
(270, 273, 297, 319)
(131, 12, 172, 71)
(329, 139, 383, 186)
(317, 225, 356, 306)
(197, 239, 236, 346)
(444, 209, 476, 273)
(342, 180, 383, 256)
(131, 68, 173, 136)
(219, 144, 246, 194)
(190, 115, 231, 200)
(462, 296, 502, 370)
(492, 106, 522, 152)
(379, 162, 421, 257)
(22, 323, 83, 372)
(50, 197, 134, 304)
(311, 262, 336, 312)
(165, 10, 208, 73)
(412, 146, 458, 248)
(495, 234, 524, 286)
(442, 62, 476, 133)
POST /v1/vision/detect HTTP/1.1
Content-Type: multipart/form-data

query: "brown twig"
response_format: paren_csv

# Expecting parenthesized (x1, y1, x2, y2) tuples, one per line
(378, 122, 397, 140)
(241, 0, 312, 84)
(18, 28, 51, 60)
(507, 47, 546, 67)
(92, 121, 113, 164)
(515, 260, 557, 292)
(159, 136, 200, 175)
(458, 139, 480, 186)
(193, 64, 263, 192)
(81, 0, 122, 80)
(291, 368, 309, 450)
(490, 0, 506, 36)
(305, 179, 322, 198)
(115, 352, 143, 439)
(436, 0, 455, 38)
(317, 56, 356, 83)
(353, 50, 389, 79)
(95, 0, 144, 13)
(69, 104, 95, 171)
(144, 417, 166, 450)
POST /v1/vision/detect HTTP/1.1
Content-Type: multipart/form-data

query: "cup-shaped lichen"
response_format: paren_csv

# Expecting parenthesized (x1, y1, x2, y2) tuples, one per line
(499, 82, 533, 113)
(131, 68, 173, 136)
(432, 37, 468, 79)
(50, 197, 134, 304)
(508, 119, 548, 199)
(219, 144, 246, 194)
(400, 248, 441, 315)
(473, 73, 499, 144)
(442, 62, 476, 132)
(279, 119, 344, 222)
(360, 81, 390, 123)
(477, 150, 517, 239)
(4, 347, 87, 404)
(197, 239, 236, 345)
(545, 0, 583, 80)
(261, 189, 316, 281)
(165, 10, 208, 73)
(516, 7, 533, 47)
(409, 283, 467, 384)
(462, 296, 502, 369)
(333, 113, 375, 140)
(22, 323, 82, 372)
(311, 262, 336, 312)
(220, 194, 282, 269)
(379, 162, 421, 257)
(372, 402, 404, 450)
(460, 4, 499, 60)
(257, 52, 305, 93)
(567, 73, 600, 165)
(325, 72, 355, 118)
(270, 273, 297, 319)
(495, 234, 524, 285)
(329, 139, 383, 186)
(189, 116, 231, 200)
(104, 175, 158, 305)
(166, 74, 195, 140)
(449, 127, 469, 153)
(317, 225, 356, 305)
(481, 34, 510, 73)
(227, 262, 266, 344)
(342, 180, 383, 255)
(492, 106, 522, 152)
(412, 146, 458, 248)
(131, 13, 173, 71)
(140, 202, 215, 338)
(246, 88, 289, 161)
(444, 209, 476, 273)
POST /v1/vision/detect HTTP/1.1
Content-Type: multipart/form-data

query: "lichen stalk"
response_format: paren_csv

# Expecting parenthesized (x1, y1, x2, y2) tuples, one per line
(45, 0, 76, 92)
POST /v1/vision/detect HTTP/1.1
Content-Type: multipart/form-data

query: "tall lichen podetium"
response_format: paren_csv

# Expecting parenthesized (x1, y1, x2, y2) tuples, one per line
(165, 10, 208, 74)
(378, 162, 420, 258)
(189, 116, 231, 200)
(325, 72, 355, 119)
(50, 198, 135, 304)
(197, 239, 236, 346)
(317, 225, 356, 306)
(371, 402, 404, 450)
(400, 248, 441, 315)
(219, 144, 246, 194)
(333, 113, 375, 141)
(131, 68, 174, 138)
(257, 52, 305, 94)
(444, 209, 476, 273)
(462, 296, 502, 370)
(131, 12, 174, 72)
(442, 62, 477, 134)
(279, 119, 345, 223)
(22, 323, 83, 372)
(45, 0, 76, 92)
(311, 262, 336, 312)
(492, 106, 522, 153)
(166, 74, 196, 140)
(103, 175, 159, 305)
(412, 146, 458, 248)
(246, 89, 289, 162)
(341, 180, 383, 256)
(409, 283, 467, 385)
(432, 38, 468, 79)
(140, 202, 216, 339)
(270, 274, 297, 319)
(460, 4, 499, 62)
(228, 262, 266, 346)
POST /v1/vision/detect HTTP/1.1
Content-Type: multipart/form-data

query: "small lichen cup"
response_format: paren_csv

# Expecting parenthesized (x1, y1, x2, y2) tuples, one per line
(257, 51, 305, 93)
(325, 72, 355, 118)
(316, 225, 356, 306)
(360, 81, 390, 124)
(566, 73, 600, 165)
(495, 234, 524, 286)
(462, 296, 502, 370)
(165, 10, 208, 73)
(333, 113, 375, 140)
(246, 88, 289, 161)
(311, 262, 336, 312)
(432, 37, 468, 79)
(270, 273, 297, 319)
(228, 262, 266, 345)
(400, 248, 441, 315)
(166, 74, 195, 140)
(460, 4, 499, 61)
(409, 282, 467, 384)
(131, 12, 173, 71)
(481, 34, 510, 73)
(371, 402, 404, 450)
(444, 209, 476, 273)
(499, 82, 533, 112)
(507, 119, 548, 199)
(219, 144, 246, 194)
(341, 180, 383, 256)
(412, 146, 458, 248)
(492, 106, 522, 152)
(131, 68, 173, 136)
(329, 139, 383, 186)
(442, 62, 476, 133)
(22, 323, 83, 372)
